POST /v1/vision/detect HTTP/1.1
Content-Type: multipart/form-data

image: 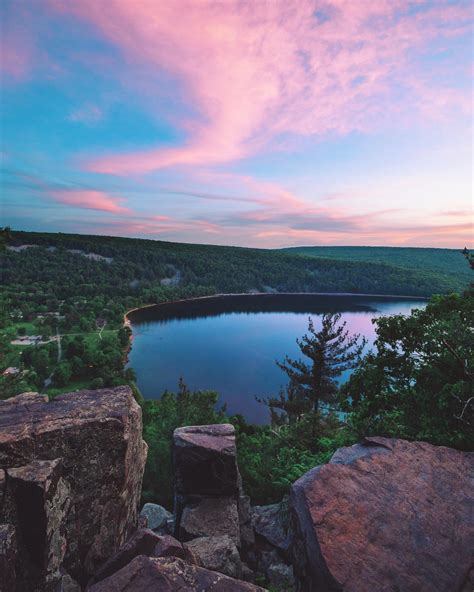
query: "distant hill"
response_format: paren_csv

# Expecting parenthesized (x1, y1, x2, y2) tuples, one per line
(281, 246, 470, 290)
(1, 233, 470, 310)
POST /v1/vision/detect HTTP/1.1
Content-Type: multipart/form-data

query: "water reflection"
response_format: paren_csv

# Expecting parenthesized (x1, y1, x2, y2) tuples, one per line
(128, 294, 426, 424)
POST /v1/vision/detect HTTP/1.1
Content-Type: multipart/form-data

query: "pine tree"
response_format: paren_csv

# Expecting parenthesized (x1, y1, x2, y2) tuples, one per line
(256, 378, 311, 425)
(276, 314, 367, 413)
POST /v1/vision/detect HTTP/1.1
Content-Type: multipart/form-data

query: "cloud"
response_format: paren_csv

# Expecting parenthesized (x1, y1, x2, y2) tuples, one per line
(47, 0, 472, 174)
(50, 190, 130, 214)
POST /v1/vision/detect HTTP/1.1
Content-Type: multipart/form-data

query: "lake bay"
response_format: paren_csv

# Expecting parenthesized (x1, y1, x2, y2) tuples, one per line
(127, 294, 426, 423)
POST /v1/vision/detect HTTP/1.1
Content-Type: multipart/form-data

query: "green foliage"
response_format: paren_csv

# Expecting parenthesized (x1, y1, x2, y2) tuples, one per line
(342, 292, 474, 449)
(283, 245, 471, 292)
(233, 413, 356, 504)
(141, 380, 227, 508)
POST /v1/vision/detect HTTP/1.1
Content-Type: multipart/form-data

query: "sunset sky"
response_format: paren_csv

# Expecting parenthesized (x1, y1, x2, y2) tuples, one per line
(1, 0, 472, 248)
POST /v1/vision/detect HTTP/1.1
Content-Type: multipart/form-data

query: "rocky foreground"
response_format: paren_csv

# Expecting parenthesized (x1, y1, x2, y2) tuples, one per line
(0, 387, 473, 591)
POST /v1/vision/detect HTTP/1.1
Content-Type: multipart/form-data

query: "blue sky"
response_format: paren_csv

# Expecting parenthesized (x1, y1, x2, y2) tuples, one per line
(1, 0, 472, 247)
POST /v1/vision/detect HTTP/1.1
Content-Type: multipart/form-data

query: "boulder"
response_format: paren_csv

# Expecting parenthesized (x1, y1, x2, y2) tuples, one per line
(255, 548, 293, 591)
(290, 437, 474, 592)
(0, 458, 71, 591)
(0, 523, 17, 592)
(178, 496, 241, 545)
(173, 424, 238, 497)
(88, 555, 267, 591)
(140, 503, 172, 532)
(185, 535, 242, 579)
(0, 387, 148, 586)
(266, 562, 294, 590)
(238, 492, 255, 551)
(154, 534, 197, 564)
(252, 498, 291, 556)
(90, 528, 161, 584)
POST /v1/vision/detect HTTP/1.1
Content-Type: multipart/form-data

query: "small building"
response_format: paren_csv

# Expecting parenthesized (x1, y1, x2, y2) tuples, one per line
(2, 367, 20, 376)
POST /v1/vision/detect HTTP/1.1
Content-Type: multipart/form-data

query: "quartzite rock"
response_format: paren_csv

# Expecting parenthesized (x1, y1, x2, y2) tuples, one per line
(290, 437, 474, 592)
(154, 534, 197, 564)
(0, 523, 17, 592)
(178, 496, 241, 545)
(90, 528, 161, 584)
(140, 503, 172, 532)
(185, 535, 243, 580)
(88, 555, 267, 592)
(173, 424, 239, 497)
(252, 498, 291, 556)
(0, 387, 148, 586)
(6, 459, 71, 591)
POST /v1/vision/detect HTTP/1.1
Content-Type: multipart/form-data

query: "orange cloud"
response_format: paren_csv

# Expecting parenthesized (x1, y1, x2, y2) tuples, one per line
(51, 190, 130, 214)
(50, 0, 472, 174)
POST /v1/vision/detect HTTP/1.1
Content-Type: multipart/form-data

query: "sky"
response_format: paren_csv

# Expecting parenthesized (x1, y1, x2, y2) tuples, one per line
(1, 0, 472, 248)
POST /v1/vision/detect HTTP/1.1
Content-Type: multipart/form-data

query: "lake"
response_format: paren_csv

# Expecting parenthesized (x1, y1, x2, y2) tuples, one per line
(127, 294, 426, 424)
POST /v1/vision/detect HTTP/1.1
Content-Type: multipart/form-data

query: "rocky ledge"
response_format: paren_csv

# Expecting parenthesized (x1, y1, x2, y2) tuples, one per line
(290, 436, 474, 592)
(1, 389, 473, 592)
(0, 388, 148, 590)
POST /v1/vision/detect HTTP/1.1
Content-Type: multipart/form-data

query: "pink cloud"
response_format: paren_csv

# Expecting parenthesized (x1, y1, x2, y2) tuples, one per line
(51, 190, 130, 214)
(1, 40, 30, 80)
(49, 0, 472, 174)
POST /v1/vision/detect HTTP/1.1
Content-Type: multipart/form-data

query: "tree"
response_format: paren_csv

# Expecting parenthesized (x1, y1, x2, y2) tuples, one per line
(53, 362, 72, 387)
(275, 314, 366, 413)
(341, 293, 474, 449)
(256, 379, 311, 425)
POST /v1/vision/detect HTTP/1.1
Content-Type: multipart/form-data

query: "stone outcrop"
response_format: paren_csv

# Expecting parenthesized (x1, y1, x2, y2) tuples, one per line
(0, 387, 147, 590)
(89, 555, 266, 591)
(174, 425, 242, 542)
(173, 424, 258, 582)
(290, 437, 474, 592)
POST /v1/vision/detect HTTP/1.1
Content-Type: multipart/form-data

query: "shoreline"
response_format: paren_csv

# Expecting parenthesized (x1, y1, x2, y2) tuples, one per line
(123, 290, 429, 325)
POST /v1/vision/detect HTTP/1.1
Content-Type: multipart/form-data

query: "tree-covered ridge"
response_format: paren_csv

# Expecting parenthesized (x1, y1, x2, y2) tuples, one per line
(2, 231, 468, 307)
(281, 245, 470, 288)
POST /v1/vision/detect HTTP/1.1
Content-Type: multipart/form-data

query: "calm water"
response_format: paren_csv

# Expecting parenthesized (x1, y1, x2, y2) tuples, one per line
(127, 294, 426, 424)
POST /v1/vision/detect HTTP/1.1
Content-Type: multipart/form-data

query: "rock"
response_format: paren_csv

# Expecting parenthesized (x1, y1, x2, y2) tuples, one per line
(290, 437, 474, 592)
(255, 548, 293, 590)
(59, 573, 82, 591)
(238, 492, 255, 551)
(0, 523, 17, 592)
(1, 458, 71, 591)
(179, 496, 241, 545)
(88, 555, 267, 591)
(185, 535, 242, 579)
(154, 534, 197, 564)
(140, 503, 172, 532)
(267, 562, 294, 590)
(91, 528, 161, 584)
(0, 387, 148, 586)
(173, 424, 239, 497)
(252, 499, 291, 556)
(241, 562, 255, 583)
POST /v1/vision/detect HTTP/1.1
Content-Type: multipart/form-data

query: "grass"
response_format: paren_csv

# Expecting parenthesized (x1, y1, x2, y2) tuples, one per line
(46, 378, 94, 398)
(2, 321, 39, 337)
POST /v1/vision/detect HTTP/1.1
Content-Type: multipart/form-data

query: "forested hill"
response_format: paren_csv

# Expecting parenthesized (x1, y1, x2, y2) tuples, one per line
(282, 245, 470, 285)
(1, 232, 469, 327)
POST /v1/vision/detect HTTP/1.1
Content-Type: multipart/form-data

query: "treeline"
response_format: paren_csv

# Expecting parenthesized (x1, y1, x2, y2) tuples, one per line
(2, 232, 467, 326)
